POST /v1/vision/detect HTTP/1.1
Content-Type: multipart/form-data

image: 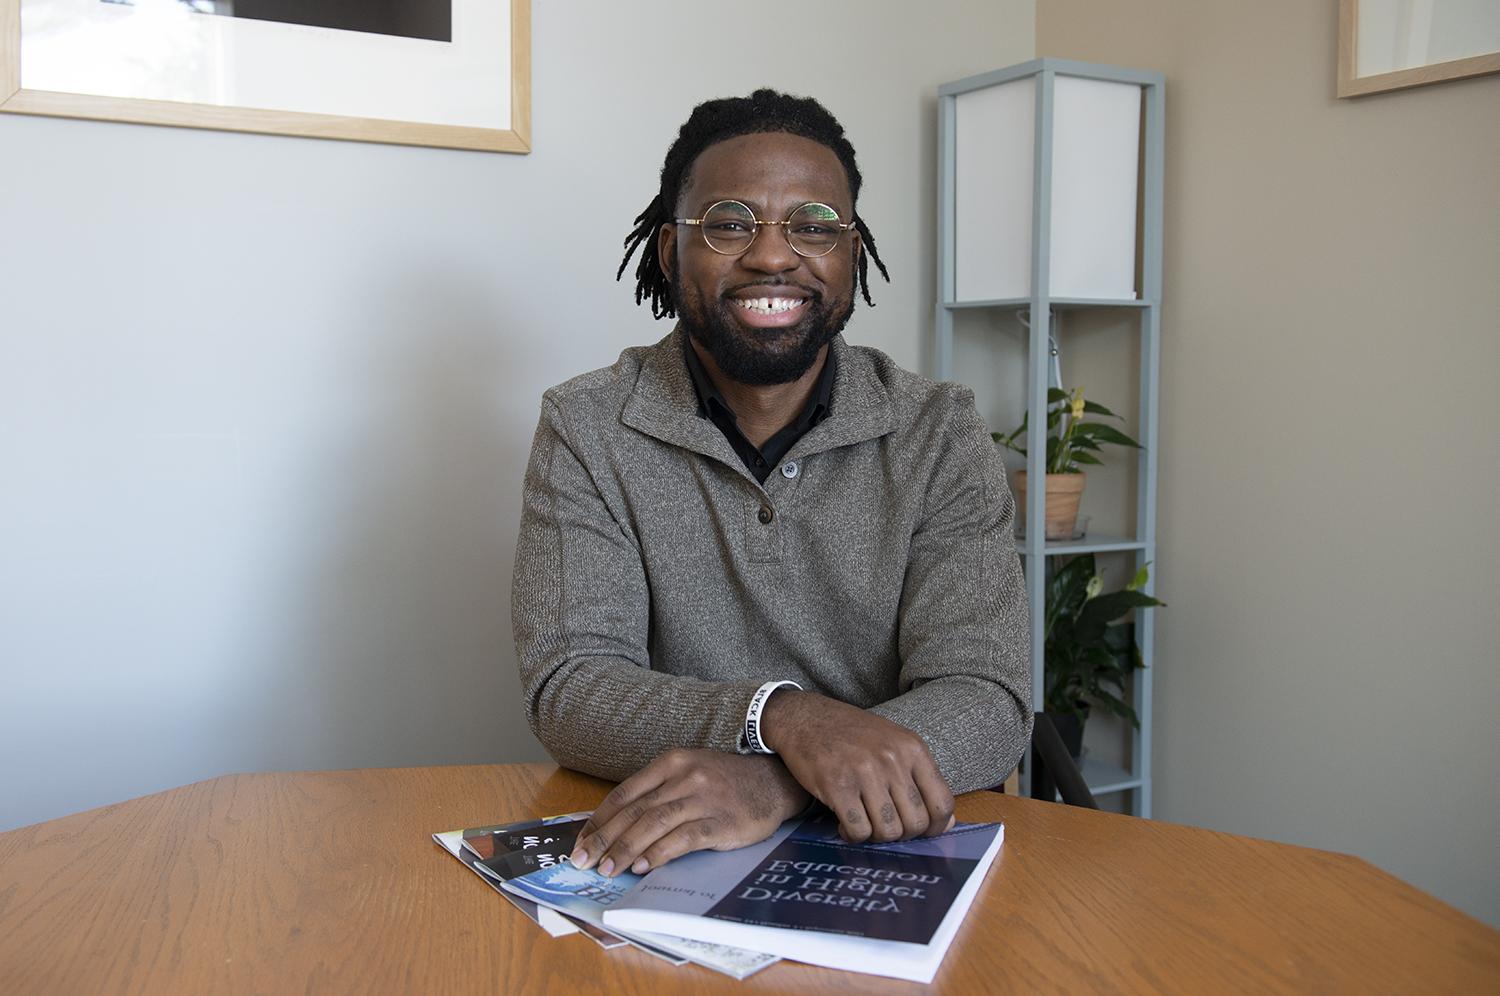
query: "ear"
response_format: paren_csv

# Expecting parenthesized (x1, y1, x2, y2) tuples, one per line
(657, 222, 677, 281)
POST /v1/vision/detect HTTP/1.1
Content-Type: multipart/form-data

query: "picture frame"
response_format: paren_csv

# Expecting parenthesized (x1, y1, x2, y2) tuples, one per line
(1338, 0, 1500, 97)
(0, 0, 530, 152)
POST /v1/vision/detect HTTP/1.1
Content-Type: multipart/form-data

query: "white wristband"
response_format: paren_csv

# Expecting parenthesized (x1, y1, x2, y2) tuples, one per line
(744, 680, 801, 755)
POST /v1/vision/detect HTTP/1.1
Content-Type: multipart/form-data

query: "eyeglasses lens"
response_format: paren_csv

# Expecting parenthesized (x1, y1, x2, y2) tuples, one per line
(786, 203, 842, 256)
(701, 201, 758, 254)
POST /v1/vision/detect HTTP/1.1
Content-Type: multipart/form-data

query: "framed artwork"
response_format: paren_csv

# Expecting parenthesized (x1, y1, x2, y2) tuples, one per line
(0, 0, 530, 152)
(1338, 0, 1500, 97)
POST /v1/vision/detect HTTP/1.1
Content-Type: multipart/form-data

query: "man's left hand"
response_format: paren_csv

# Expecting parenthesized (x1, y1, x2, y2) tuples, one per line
(569, 748, 810, 877)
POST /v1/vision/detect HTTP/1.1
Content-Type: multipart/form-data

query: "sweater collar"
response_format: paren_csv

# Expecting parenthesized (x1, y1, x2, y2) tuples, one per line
(621, 326, 893, 469)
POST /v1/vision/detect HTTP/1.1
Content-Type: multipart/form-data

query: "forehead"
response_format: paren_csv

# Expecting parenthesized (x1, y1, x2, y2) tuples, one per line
(679, 132, 853, 213)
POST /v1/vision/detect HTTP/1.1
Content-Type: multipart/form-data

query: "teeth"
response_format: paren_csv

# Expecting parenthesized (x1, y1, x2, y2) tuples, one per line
(736, 297, 804, 314)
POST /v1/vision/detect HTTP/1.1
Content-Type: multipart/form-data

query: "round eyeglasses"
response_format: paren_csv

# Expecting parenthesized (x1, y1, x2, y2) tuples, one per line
(674, 200, 856, 258)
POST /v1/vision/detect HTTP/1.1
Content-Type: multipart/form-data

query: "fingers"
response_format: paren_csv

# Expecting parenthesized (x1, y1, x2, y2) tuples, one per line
(812, 743, 953, 843)
(824, 780, 901, 844)
(838, 803, 874, 842)
(571, 753, 677, 868)
(912, 757, 956, 837)
(814, 771, 907, 844)
(820, 780, 873, 843)
(864, 785, 906, 843)
(589, 793, 697, 876)
(891, 780, 932, 840)
(630, 817, 728, 874)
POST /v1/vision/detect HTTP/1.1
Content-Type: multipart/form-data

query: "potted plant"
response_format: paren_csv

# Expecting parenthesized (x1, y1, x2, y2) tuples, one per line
(993, 387, 1142, 539)
(1043, 555, 1165, 759)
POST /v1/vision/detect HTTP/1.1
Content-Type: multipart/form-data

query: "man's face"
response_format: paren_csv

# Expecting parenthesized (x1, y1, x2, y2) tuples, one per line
(658, 132, 861, 386)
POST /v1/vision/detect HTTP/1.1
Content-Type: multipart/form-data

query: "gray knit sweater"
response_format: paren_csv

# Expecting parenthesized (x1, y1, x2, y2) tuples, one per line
(512, 327, 1032, 794)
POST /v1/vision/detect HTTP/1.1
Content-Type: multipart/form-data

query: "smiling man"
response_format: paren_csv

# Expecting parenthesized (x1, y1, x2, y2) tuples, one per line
(512, 90, 1031, 878)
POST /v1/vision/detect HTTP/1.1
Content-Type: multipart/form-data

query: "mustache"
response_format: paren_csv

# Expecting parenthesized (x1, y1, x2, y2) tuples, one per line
(723, 280, 821, 301)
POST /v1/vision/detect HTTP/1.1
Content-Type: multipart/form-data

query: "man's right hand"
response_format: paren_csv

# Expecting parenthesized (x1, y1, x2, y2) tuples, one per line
(569, 748, 810, 877)
(760, 690, 955, 843)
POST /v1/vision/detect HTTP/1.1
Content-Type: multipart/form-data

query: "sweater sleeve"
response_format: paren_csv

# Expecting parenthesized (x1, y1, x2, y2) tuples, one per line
(511, 396, 763, 781)
(868, 391, 1034, 793)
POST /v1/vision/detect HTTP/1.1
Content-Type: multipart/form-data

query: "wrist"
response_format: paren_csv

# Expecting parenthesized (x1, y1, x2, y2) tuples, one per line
(752, 754, 813, 819)
(759, 686, 806, 754)
(745, 681, 801, 754)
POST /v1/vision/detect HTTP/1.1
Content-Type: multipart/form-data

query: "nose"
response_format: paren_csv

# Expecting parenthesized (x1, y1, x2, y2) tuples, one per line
(738, 222, 802, 275)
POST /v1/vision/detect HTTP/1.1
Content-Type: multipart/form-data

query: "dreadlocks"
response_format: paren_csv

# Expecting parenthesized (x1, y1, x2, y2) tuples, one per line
(617, 89, 891, 319)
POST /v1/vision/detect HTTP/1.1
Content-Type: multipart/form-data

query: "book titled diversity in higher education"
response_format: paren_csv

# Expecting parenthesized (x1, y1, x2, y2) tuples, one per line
(436, 809, 1003, 983)
(600, 811, 1003, 983)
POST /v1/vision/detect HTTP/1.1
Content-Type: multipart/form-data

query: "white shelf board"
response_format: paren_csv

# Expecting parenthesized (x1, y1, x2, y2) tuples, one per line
(944, 296, 1151, 310)
(1080, 758, 1143, 796)
(1015, 533, 1149, 555)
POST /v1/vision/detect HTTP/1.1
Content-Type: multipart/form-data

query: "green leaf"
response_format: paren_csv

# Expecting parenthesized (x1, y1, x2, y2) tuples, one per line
(1082, 399, 1121, 418)
(1045, 560, 1157, 730)
(1090, 691, 1141, 727)
(1071, 451, 1103, 466)
(1083, 424, 1144, 449)
(1046, 555, 1097, 632)
(1080, 590, 1165, 625)
(1047, 387, 1071, 404)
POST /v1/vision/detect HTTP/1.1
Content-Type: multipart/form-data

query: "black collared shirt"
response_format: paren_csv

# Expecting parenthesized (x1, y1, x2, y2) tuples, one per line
(682, 338, 836, 484)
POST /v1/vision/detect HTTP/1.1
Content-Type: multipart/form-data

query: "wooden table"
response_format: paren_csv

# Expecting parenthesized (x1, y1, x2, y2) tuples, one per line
(1, 764, 1496, 994)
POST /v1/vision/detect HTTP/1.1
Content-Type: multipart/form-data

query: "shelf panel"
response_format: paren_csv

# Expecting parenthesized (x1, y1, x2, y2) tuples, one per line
(943, 296, 1151, 311)
(1015, 533, 1149, 555)
(1040, 759, 1142, 801)
(1080, 759, 1143, 796)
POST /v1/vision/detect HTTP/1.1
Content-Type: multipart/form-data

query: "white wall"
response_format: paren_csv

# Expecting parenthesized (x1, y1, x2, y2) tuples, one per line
(0, 0, 1035, 831)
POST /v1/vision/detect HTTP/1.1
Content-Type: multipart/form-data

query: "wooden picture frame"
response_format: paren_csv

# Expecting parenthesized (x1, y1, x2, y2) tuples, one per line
(1338, 0, 1500, 97)
(0, 0, 530, 152)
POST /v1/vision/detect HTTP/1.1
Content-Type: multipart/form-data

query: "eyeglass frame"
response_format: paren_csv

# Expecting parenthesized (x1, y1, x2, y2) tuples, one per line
(673, 199, 858, 258)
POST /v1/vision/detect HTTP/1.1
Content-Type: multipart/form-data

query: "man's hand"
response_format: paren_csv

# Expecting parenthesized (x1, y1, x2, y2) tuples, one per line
(570, 749, 810, 877)
(761, 690, 955, 843)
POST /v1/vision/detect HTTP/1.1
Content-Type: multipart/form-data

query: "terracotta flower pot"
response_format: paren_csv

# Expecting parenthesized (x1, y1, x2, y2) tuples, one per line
(1014, 471, 1087, 540)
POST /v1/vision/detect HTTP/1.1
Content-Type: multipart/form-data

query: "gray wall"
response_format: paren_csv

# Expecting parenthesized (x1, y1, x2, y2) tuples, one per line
(0, 0, 1034, 831)
(1040, 0, 1500, 926)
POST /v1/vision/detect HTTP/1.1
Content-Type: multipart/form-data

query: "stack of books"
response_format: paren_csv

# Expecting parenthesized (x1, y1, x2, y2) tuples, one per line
(433, 809, 1004, 982)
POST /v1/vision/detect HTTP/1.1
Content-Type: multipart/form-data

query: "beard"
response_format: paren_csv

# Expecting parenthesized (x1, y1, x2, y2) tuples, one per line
(671, 270, 854, 386)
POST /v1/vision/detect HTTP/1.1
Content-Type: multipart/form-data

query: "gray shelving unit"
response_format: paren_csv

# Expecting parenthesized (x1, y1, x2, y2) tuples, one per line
(935, 58, 1164, 817)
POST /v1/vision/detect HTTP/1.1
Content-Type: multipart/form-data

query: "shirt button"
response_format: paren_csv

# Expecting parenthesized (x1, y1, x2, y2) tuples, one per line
(755, 457, 765, 467)
(757, 505, 774, 524)
(781, 461, 799, 479)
